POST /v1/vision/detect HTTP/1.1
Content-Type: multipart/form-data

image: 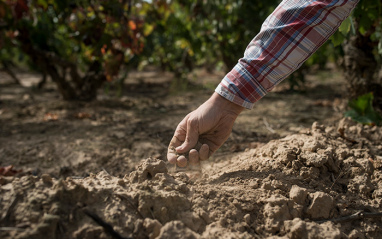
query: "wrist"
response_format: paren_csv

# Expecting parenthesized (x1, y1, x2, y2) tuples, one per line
(210, 92, 244, 115)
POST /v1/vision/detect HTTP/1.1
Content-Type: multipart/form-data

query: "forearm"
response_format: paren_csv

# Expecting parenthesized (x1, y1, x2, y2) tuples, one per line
(216, 0, 359, 109)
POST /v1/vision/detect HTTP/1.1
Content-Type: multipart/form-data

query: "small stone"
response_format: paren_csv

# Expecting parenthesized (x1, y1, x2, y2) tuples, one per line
(306, 192, 334, 219)
(244, 214, 251, 225)
(289, 185, 308, 205)
(143, 218, 162, 239)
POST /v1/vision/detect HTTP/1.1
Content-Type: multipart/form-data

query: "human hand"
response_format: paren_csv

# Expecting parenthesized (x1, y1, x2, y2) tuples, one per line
(167, 92, 244, 167)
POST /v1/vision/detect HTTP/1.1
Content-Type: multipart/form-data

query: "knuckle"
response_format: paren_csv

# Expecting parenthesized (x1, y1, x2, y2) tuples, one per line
(187, 116, 199, 128)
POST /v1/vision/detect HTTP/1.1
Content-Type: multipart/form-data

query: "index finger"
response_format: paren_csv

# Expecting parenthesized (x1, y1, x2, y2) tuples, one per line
(167, 136, 183, 164)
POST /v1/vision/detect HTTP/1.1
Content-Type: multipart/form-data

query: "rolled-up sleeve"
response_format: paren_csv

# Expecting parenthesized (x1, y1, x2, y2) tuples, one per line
(216, 0, 359, 109)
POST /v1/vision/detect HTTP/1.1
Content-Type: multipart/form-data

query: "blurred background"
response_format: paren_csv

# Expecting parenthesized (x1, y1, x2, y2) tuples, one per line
(1, 0, 381, 100)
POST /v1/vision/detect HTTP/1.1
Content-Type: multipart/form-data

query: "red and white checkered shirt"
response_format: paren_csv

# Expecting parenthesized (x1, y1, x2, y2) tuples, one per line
(216, 0, 359, 109)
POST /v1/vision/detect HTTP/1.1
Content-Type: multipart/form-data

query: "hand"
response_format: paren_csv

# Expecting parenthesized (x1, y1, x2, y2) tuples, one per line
(167, 92, 244, 167)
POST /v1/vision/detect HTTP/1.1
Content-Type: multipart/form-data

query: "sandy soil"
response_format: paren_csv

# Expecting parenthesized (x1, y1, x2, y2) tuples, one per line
(1, 66, 381, 238)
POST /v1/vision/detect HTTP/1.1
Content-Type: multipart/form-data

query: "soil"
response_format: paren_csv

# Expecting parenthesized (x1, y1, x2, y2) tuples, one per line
(1, 66, 381, 239)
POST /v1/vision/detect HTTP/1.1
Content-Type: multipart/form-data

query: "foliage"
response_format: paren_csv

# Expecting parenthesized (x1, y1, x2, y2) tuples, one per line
(142, 0, 279, 80)
(140, 1, 196, 79)
(331, 0, 382, 60)
(0, 0, 159, 100)
(330, 0, 382, 114)
(1, 0, 381, 100)
(184, 0, 279, 70)
(345, 93, 382, 126)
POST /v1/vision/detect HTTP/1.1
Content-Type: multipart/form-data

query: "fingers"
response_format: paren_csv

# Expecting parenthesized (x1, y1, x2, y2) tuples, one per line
(176, 118, 198, 154)
(199, 144, 209, 161)
(167, 136, 183, 165)
(177, 155, 187, 167)
(167, 142, 211, 168)
(167, 114, 210, 167)
(167, 149, 178, 165)
(188, 149, 199, 165)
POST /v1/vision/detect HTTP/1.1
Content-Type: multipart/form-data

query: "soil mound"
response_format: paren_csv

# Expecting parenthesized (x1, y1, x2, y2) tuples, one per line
(1, 118, 382, 238)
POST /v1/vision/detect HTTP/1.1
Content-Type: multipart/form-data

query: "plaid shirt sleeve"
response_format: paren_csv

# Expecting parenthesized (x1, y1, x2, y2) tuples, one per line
(215, 0, 359, 109)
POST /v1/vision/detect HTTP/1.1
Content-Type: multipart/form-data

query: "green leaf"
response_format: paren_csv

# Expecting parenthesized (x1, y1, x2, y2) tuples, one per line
(330, 31, 345, 47)
(345, 93, 382, 126)
(345, 109, 375, 125)
(143, 24, 155, 36)
(339, 17, 351, 35)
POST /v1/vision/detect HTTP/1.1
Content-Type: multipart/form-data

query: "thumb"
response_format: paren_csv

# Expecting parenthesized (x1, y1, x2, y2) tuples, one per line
(176, 118, 199, 153)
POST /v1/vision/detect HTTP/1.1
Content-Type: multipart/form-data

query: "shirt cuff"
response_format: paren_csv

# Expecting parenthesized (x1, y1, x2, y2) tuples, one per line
(215, 85, 254, 109)
(215, 62, 269, 109)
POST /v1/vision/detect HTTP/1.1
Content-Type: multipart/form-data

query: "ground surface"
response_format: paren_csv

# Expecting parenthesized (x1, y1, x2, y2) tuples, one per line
(0, 66, 381, 238)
